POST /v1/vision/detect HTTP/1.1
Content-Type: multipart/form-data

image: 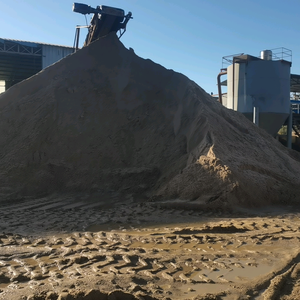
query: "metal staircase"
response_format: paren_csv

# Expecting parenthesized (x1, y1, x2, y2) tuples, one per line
(292, 116, 300, 137)
(292, 101, 300, 137)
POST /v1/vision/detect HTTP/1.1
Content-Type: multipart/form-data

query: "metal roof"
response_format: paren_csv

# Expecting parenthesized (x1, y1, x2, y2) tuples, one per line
(0, 37, 73, 49)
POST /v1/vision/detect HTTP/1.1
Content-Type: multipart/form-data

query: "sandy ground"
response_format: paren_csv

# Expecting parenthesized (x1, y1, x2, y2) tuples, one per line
(1, 31, 300, 300)
(1, 196, 300, 300)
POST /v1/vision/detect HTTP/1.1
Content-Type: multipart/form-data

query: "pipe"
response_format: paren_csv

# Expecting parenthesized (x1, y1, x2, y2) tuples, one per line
(253, 106, 259, 126)
(217, 69, 227, 104)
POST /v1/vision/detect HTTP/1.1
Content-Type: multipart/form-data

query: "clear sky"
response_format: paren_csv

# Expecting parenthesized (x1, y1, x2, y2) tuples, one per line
(0, 0, 299, 94)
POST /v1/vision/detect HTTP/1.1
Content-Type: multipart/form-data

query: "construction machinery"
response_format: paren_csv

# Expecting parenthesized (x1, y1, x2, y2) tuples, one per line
(72, 3, 132, 50)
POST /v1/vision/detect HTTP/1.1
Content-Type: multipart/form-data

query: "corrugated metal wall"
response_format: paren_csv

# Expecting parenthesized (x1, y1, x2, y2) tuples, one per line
(0, 39, 74, 90)
(42, 45, 74, 69)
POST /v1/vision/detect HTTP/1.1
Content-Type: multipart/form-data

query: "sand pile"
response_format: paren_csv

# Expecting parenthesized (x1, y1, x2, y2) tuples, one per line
(0, 32, 300, 207)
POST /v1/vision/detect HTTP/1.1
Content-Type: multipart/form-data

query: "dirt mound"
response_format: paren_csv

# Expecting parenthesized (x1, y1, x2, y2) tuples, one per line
(0, 33, 299, 207)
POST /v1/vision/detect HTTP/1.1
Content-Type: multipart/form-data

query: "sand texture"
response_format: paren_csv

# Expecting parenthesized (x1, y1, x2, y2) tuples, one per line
(0, 33, 299, 208)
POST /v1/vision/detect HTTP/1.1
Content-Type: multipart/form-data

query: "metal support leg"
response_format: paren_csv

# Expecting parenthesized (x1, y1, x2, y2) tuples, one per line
(287, 107, 293, 149)
(73, 27, 81, 52)
(253, 106, 259, 126)
(75, 27, 80, 51)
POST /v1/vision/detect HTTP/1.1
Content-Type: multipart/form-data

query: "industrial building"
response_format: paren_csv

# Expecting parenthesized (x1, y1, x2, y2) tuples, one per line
(0, 38, 74, 92)
(217, 48, 300, 149)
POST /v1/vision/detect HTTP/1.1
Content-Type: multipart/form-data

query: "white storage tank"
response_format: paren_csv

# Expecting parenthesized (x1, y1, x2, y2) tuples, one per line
(260, 50, 272, 60)
(226, 53, 291, 136)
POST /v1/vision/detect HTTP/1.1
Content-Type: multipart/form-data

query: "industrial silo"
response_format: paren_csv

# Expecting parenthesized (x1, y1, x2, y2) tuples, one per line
(225, 50, 291, 136)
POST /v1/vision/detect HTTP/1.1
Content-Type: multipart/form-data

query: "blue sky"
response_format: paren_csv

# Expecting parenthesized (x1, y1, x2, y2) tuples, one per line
(0, 0, 299, 94)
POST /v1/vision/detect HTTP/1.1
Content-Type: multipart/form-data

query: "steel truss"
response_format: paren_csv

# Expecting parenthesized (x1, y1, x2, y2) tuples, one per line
(0, 39, 42, 56)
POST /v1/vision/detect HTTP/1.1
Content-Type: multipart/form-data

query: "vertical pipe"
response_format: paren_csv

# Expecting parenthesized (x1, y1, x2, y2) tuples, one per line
(287, 107, 293, 149)
(253, 106, 259, 126)
(217, 70, 227, 104)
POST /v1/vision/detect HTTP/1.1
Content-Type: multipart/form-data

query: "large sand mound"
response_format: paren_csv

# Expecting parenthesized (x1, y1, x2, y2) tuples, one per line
(0, 33, 299, 207)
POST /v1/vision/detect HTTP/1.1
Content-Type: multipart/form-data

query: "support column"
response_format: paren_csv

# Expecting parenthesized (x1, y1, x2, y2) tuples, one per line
(287, 107, 293, 149)
(75, 27, 80, 51)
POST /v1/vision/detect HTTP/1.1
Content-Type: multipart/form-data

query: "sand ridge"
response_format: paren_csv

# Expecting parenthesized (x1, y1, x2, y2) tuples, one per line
(0, 33, 299, 208)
